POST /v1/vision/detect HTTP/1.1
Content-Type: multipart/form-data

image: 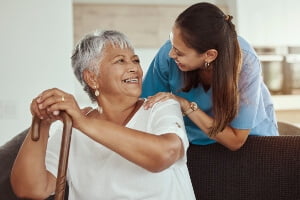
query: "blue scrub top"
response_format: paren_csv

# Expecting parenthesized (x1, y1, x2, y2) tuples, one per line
(141, 36, 279, 145)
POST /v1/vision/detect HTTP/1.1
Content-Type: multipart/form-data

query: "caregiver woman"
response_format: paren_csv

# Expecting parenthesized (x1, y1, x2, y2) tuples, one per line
(142, 2, 278, 151)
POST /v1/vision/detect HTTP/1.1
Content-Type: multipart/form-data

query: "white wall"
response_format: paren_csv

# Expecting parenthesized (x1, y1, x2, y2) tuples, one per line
(236, 0, 300, 46)
(0, 0, 74, 145)
(73, 0, 218, 5)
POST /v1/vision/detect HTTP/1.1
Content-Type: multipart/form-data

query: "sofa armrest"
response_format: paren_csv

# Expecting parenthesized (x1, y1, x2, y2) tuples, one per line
(0, 129, 28, 200)
(187, 136, 300, 200)
(0, 129, 65, 200)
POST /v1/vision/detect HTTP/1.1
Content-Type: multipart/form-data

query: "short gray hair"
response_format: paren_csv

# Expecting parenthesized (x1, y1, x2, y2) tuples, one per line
(71, 30, 134, 102)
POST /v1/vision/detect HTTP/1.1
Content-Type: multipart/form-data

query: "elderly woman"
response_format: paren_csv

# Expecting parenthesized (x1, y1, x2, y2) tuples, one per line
(10, 30, 195, 200)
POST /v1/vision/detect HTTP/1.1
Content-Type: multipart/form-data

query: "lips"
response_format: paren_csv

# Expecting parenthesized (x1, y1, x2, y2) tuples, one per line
(175, 61, 184, 69)
(175, 60, 181, 66)
(122, 77, 139, 83)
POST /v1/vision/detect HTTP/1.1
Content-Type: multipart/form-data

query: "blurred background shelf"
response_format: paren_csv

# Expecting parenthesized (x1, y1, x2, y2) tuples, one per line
(272, 95, 300, 127)
(255, 46, 300, 95)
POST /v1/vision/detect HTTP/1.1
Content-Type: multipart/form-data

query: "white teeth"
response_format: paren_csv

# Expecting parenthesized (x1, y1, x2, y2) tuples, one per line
(123, 78, 138, 83)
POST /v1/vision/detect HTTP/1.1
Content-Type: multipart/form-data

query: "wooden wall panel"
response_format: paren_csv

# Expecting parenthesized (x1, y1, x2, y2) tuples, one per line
(73, 3, 228, 48)
(74, 4, 187, 48)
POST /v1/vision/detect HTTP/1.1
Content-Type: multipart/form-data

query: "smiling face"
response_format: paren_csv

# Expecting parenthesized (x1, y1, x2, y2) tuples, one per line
(169, 25, 206, 71)
(96, 43, 143, 100)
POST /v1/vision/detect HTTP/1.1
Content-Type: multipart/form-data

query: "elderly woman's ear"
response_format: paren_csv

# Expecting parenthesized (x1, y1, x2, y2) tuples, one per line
(83, 69, 98, 89)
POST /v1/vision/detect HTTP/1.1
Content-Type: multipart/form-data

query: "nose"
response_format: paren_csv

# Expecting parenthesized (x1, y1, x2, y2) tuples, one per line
(128, 62, 138, 73)
(129, 68, 136, 72)
(169, 48, 176, 59)
(128, 64, 143, 77)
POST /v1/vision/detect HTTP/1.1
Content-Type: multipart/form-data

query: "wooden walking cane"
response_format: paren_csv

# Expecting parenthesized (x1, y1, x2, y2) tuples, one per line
(31, 111, 73, 200)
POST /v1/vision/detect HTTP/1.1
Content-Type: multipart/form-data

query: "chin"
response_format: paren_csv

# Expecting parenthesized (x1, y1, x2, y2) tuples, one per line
(136, 91, 142, 98)
(178, 66, 190, 72)
(130, 90, 142, 98)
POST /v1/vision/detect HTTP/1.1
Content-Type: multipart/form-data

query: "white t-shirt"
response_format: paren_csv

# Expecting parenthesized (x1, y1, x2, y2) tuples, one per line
(45, 99, 196, 200)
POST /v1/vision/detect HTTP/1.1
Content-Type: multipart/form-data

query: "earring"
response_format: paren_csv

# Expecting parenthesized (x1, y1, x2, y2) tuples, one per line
(94, 86, 100, 97)
(97, 106, 103, 114)
(204, 62, 210, 70)
(95, 89, 100, 97)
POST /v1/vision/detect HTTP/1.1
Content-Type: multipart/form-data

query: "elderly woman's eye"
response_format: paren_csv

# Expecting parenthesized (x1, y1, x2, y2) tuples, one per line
(116, 59, 125, 63)
(133, 58, 140, 63)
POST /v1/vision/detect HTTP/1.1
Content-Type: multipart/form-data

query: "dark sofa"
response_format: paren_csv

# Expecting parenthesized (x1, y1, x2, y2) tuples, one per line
(1, 129, 300, 200)
(187, 136, 300, 200)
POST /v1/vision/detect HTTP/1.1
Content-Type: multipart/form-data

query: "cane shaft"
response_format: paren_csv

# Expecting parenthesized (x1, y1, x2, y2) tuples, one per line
(54, 112, 72, 200)
(31, 112, 72, 200)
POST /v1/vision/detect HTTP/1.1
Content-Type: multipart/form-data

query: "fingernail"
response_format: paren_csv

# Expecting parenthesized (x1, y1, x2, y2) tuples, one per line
(53, 110, 60, 116)
(38, 104, 43, 109)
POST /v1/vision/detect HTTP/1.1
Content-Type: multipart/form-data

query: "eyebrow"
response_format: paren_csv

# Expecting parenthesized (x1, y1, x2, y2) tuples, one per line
(112, 54, 139, 59)
(111, 54, 124, 59)
(173, 46, 184, 55)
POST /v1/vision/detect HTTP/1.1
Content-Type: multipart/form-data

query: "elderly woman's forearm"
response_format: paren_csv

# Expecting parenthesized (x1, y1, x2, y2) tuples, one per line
(10, 126, 54, 198)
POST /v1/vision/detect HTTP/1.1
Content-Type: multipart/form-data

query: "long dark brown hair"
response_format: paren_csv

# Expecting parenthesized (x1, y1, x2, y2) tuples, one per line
(175, 2, 241, 136)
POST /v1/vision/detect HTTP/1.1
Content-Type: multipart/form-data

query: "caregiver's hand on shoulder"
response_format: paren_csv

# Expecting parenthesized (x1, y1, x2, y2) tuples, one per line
(143, 92, 190, 111)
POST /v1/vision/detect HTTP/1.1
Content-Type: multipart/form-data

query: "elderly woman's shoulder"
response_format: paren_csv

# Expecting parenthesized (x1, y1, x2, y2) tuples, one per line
(149, 99, 181, 111)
